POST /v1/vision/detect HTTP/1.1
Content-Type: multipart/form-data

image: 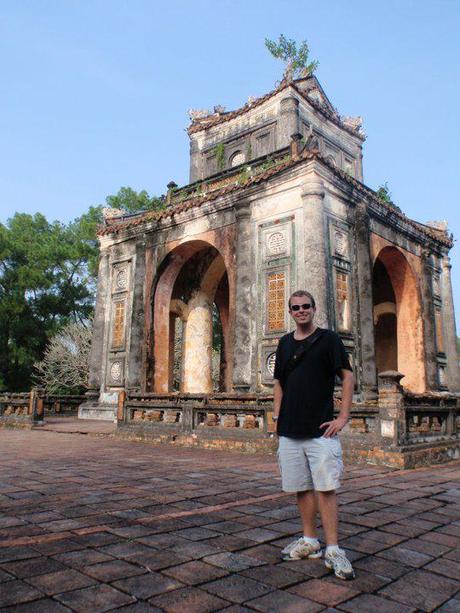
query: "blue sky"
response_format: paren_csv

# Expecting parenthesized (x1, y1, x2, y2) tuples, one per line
(1, 0, 459, 327)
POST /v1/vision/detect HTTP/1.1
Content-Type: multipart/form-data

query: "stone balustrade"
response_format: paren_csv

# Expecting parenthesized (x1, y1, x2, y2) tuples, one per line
(0, 390, 86, 427)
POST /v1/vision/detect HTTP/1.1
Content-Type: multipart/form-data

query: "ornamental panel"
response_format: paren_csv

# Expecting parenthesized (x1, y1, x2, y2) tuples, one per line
(335, 271, 351, 332)
(267, 271, 286, 332)
(435, 309, 444, 353)
(107, 358, 125, 386)
(112, 301, 126, 349)
(267, 231, 287, 256)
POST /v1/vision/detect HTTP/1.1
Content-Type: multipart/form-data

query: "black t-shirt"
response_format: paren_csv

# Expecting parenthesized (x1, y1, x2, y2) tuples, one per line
(273, 328, 352, 439)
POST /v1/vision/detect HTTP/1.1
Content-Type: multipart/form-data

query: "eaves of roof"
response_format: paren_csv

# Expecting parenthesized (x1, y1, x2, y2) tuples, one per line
(98, 152, 452, 248)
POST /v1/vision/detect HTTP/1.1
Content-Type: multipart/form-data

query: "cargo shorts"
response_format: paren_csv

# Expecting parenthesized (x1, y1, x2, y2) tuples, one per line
(278, 435, 343, 492)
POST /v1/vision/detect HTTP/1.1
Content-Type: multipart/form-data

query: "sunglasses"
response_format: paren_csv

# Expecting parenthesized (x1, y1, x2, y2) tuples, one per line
(290, 303, 313, 311)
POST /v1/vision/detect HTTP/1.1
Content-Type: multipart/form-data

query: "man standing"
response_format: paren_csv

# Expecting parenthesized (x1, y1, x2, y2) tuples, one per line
(273, 290, 355, 580)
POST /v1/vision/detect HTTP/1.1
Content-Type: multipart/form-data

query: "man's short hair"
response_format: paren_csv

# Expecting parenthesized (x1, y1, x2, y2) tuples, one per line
(288, 290, 316, 309)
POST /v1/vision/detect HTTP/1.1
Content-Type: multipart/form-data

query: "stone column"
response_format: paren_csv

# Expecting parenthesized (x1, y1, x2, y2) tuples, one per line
(278, 96, 300, 148)
(232, 201, 255, 392)
(419, 249, 438, 390)
(126, 241, 146, 392)
(354, 202, 377, 399)
(182, 290, 213, 393)
(378, 371, 406, 447)
(87, 249, 110, 392)
(301, 178, 329, 328)
(441, 256, 460, 391)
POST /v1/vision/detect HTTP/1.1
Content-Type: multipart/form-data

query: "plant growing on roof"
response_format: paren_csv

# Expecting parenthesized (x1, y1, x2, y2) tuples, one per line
(265, 35, 319, 81)
(214, 143, 225, 171)
(376, 182, 401, 212)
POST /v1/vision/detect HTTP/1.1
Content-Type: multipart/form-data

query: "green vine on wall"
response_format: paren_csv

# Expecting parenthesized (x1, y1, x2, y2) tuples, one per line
(214, 143, 225, 171)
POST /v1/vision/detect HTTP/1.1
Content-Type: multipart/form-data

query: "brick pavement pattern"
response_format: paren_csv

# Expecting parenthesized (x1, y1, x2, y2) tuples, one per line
(0, 424, 459, 612)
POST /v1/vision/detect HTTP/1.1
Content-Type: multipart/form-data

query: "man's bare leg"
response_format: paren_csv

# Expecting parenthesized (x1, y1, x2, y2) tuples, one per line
(316, 490, 338, 545)
(297, 490, 318, 537)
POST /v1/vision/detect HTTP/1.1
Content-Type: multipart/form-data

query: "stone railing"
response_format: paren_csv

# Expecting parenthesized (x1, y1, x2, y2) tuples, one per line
(0, 390, 86, 426)
(377, 371, 459, 467)
(116, 380, 459, 466)
(44, 394, 86, 415)
(0, 390, 44, 426)
(118, 392, 277, 451)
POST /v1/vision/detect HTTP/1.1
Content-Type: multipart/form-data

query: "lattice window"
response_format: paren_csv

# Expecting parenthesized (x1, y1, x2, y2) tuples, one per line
(336, 272, 350, 331)
(267, 272, 286, 332)
(112, 301, 125, 348)
(435, 309, 444, 353)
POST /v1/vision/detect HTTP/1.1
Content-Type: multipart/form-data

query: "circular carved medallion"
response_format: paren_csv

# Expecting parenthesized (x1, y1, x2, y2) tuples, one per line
(116, 269, 127, 289)
(110, 361, 122, 381)
(266, 352, 276, 376)
(267, 231, 286, 255)
(231, 151, 245, 167)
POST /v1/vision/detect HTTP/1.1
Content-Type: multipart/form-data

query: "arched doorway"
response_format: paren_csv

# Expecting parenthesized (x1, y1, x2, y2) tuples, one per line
(152, 241, 231, 394)
(372, 246, 426, 392)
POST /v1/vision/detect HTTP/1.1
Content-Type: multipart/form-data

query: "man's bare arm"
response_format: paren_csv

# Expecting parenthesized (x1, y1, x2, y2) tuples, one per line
(320, 369, 354, 437)
(273, 379, 283, 419)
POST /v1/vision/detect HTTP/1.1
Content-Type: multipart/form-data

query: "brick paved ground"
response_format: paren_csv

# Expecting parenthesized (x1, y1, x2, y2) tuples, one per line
(0, 423, 459, 612)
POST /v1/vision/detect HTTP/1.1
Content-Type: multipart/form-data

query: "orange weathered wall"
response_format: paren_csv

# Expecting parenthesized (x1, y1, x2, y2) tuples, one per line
(370, 234, 426, 392)
(148, 225, 236, 393)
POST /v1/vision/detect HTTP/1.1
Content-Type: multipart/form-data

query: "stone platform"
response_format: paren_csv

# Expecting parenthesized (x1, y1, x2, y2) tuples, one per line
(0, 424, 459, 611)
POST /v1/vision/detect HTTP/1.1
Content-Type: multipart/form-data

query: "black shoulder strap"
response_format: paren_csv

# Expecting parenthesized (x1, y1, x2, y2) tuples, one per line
(281, 329, 324, 383)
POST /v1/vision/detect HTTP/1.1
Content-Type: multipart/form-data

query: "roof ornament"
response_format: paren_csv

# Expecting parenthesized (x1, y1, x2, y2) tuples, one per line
(213, 105, 226, 114)
(342, 115, 366, 137)
(188, 108, 211, 122)
(247, 95, 257, 106)
(102, 207, 125, 221)
(425, 220, 449, 232)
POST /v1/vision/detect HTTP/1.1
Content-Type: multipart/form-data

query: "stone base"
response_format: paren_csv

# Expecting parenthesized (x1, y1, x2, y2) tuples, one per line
(78, 402, 116, 421)
(116, 423, 278, 454)
(343, 439, 460, 469)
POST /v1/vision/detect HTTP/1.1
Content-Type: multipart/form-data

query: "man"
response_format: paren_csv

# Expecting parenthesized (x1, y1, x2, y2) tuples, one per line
(273, 290, 355, 580)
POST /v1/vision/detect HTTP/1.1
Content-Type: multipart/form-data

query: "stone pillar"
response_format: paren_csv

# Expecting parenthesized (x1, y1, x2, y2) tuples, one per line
(354, 202, 377, 399)
(87, 250, 110, 392)
(378, 371, 406, 447)
(278, 97, 300, 148)
(301, 179, 329, 328)
(182, 290, 213, 393)
(126, 241, 146, 392)
(420, 249, 438, 389)
(232, 201, 255, 392)
(441, 256, 460, 391)
(189, 137, 202, 183)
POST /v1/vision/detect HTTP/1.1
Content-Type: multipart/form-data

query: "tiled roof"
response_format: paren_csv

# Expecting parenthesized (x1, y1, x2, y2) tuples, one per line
(98, 151, 452, 247)
(187, 78, 365, 141)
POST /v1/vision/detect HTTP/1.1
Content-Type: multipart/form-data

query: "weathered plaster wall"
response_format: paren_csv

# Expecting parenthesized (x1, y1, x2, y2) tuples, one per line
(370, 233, 426, 392)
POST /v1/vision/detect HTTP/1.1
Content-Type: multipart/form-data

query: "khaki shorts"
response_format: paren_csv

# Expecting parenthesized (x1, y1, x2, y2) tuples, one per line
(278, 435, 343, 492)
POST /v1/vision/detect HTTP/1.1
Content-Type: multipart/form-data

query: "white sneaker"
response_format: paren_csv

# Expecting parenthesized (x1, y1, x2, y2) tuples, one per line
(324, 547, 355, 580)
(281, 537, 322, 561)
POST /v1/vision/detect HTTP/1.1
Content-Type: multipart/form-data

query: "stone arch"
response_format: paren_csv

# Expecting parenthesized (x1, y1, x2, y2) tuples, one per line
(372, 246, 426, 392)
(152, 240, 231, 393)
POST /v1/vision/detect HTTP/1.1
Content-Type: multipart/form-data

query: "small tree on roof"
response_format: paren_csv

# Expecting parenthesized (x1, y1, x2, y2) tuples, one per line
(265, 35, 319, 81)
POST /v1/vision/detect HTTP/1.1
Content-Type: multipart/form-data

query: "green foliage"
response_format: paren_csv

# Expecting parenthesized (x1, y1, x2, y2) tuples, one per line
(265, 35, 319, 79)
(237, 166, 251, 185)
(215, 143, 225, 171)
(105, 186, 165, 213)
(259, 156, 277, 172)
(376, 182, 402, 212)
(0, 186, 163, 392)
(0, 213, 97, 391)
(376, 182, 392, 203)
